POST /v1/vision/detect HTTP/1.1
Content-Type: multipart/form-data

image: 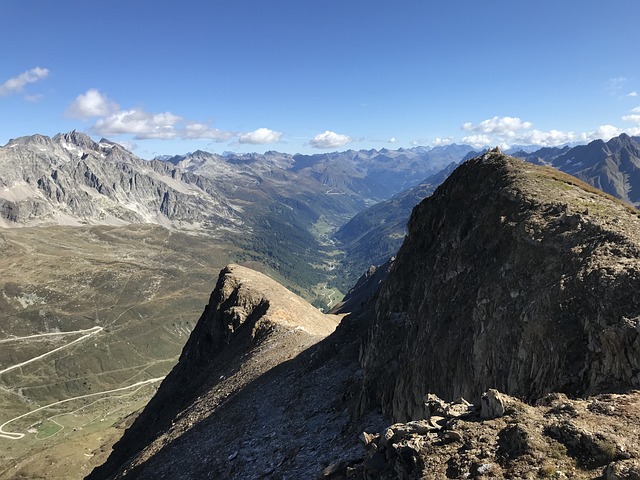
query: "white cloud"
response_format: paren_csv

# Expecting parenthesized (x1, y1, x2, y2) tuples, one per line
(388, 137, 397, 144)
(432, 137, 453, 146)
(66, 89, 119, 119)
(590, 124, 622, 140)
(116, 140, 138, 151)
(182, 123, 235, 142)
(70, 90, 285, 144)
(461, 134, 493, 148)
(622, 114, 640, 124)
(519, 129, 578, 146)
(93, 109, 182, 139)
(238, 127, 283, 144)
(0, 67, 49, 96)
(310, 130, 351, 149)
(460, 111, 640, 149)
(463, 116, 533, 134)
(25, 94, 44, 103)
(627, 91, 638, 97)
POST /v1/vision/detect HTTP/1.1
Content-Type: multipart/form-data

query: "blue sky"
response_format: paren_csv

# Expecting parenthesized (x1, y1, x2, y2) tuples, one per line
(1, 0, 639, 157)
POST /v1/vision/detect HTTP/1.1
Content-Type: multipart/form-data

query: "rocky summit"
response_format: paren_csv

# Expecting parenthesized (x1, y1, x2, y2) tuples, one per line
(360, 150, 640, 422)
(89, 152, 640, 479)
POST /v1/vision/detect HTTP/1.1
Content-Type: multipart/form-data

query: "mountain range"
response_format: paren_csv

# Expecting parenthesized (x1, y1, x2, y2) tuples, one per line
(0, 132, 477, 478)
(337, 134, 640, 282)
(0, 132, 477, 299)
(4, 132, 640, 478)
(0, 131, 470, 229)
(88, 150, 640, 479)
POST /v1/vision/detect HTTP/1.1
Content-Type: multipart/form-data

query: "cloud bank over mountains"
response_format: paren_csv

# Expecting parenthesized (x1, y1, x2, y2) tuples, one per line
(64, 86, 637, 152)
(66, 88, 283, 145)
(460, 114, 640, 149)
(2, 67, 639, 153)
(65, 88, 318, 148)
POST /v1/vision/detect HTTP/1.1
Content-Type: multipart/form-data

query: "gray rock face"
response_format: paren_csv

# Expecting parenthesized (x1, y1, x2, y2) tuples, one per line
(360, 151, 640, 421)
(0, 131, 241, 228)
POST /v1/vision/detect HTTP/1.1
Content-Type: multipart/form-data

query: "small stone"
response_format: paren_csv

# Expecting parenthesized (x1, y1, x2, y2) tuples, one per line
(442, 430, 464, 443)
(359, 431, 376, 446)
(428, 416, 445, 429)
(481, 389, 505, 419)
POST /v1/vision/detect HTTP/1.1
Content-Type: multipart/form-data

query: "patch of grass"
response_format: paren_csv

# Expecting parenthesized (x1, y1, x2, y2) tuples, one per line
(538, 462, 557, 478)
(36, 421, 63, 439)
(535, 166, 640, 217)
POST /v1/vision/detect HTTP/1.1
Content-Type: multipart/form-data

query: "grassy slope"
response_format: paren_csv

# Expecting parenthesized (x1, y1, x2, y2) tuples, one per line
(0, 225, 236, 479)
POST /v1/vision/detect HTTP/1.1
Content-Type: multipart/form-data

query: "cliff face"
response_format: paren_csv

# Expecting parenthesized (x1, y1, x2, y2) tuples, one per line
(0, 132, 241, 228)
(88, 264, 360, 480)
(361, 150, 640, 422)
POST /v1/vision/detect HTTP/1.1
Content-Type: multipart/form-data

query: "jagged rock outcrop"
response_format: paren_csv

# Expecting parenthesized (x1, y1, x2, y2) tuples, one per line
(347, 390, 640, 479)
(87, 264, 374, 480)
(360, 151, 640, 422)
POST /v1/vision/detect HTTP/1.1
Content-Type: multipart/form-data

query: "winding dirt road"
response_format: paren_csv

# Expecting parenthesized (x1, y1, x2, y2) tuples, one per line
(0, 326, 104, 376)
(0, 377, 165, 440)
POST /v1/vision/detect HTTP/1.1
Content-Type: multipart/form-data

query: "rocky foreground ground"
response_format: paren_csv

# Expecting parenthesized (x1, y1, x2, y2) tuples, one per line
(332, 389, 640, 479)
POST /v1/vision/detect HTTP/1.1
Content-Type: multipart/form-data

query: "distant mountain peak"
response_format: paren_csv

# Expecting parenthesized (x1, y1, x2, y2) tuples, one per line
(5, 133, 54, 148)
(52, 130, 98, 150)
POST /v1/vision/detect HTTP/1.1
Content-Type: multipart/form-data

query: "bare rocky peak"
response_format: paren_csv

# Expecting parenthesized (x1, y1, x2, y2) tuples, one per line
(88, 264, 350, 480)
(5, 133, 54, 148)
(361, 151, 640, 422)
(0, 131, 240, 228)
(52, 130, 99, 150)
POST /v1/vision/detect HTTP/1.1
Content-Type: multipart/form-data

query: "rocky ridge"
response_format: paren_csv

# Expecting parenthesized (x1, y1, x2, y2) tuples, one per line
(87, 264, 358, 480)
(361, 150, 640, 423)
(90, 152, 640, 479)
(516, 134, 640, 207)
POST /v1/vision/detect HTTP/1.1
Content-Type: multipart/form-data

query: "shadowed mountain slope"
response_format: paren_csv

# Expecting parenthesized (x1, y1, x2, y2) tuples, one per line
(90, 151, 640, 479)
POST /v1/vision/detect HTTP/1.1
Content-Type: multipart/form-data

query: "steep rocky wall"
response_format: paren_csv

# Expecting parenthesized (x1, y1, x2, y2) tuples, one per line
(88, 264, 340, 480)
(361, 151, 640, 422)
